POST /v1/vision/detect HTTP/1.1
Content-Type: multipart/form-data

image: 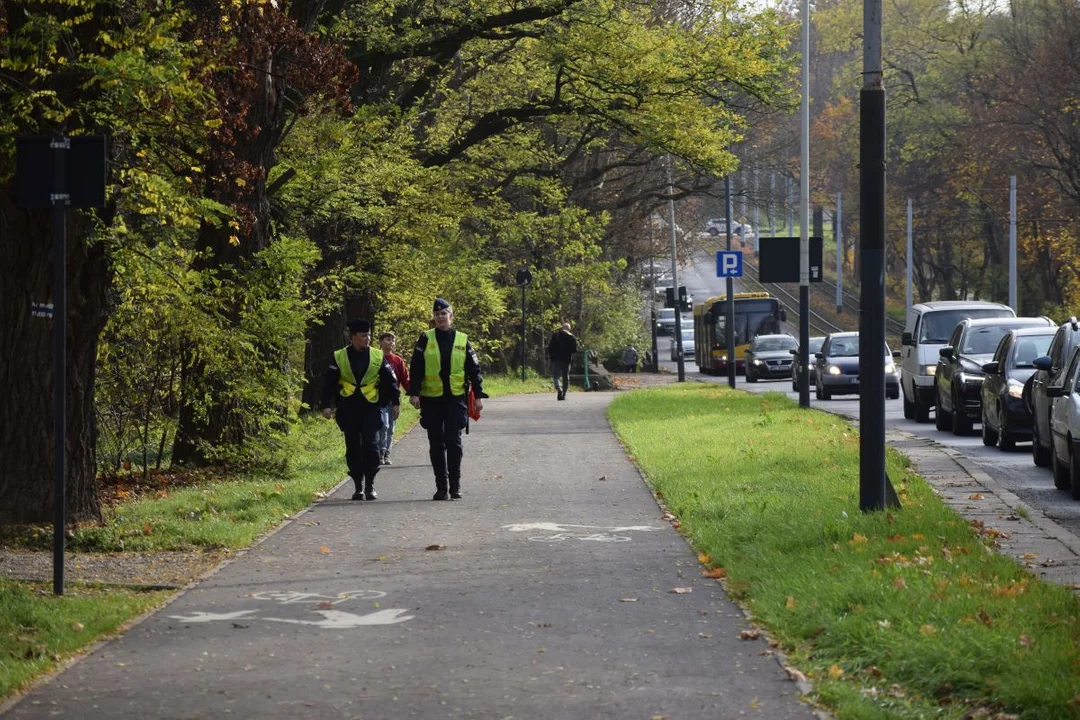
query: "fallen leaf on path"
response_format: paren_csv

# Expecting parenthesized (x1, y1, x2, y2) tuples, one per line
(783, 666, 807, 683)
(619, 598, 638, 602)
(426, 544, 446, 551)
(697, 552, 711, 565)
(668, 587, 692, 594)
(317, 601, 333, 609)
(738, 629, 761, 640)
(702, 567, 726, 579)
(698, 632, 713, 639)
(319, 546, 331, 554)
(968, 493, 984, 500)
(597, 476, 607, 482)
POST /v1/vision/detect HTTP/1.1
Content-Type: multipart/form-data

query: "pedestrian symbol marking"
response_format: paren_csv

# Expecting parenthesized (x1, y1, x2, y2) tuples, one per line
(503, 522, 660, 543)
(716, 251, 743, 278)
(169, 589, 412, 630)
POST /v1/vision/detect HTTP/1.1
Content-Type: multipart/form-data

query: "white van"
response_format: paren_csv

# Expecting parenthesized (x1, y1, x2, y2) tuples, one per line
(900, 301, 1015, 422)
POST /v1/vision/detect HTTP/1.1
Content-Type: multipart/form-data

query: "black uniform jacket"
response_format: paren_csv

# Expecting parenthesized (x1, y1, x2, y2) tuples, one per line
(408, 328, 487, 400)
(548, 330, 577, 364)
(322, 346, 401, 411)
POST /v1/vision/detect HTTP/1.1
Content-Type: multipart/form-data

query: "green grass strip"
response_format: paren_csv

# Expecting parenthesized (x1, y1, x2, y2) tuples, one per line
(608, 384, 1080, 720)
(0, 580, 167, 699)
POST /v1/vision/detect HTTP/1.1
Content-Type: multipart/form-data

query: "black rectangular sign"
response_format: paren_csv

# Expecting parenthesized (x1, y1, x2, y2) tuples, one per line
(16, 136, 106, 209)
(758, 236, 823, 283)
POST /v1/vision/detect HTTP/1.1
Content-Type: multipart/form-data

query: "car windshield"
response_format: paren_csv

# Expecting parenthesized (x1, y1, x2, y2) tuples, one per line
(961, 325, 1015, 354)
(829, 336, 860, 357)
(1012, 334, 1053, 368)
(754, 336, 797, 352)
(657, 309, 675, 321)
(808, 337, 825, 353)
(918, 308, 1013, 343)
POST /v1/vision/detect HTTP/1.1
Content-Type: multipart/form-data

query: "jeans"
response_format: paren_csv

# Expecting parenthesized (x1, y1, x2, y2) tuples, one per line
(552, 360, 570, 394)
(377, 405, 396, 454)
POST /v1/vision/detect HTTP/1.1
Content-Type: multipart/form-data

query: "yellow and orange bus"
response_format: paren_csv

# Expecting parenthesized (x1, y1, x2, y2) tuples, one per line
(693, 292, 786, 374)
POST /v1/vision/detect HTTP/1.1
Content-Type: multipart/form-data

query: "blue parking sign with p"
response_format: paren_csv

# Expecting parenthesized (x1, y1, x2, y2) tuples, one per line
(716, 251, 743, 278)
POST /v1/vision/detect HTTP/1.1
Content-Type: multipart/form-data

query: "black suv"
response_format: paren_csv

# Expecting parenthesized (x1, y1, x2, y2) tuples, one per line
(1027, 318, 1080, 471)
(934, 316, 1055, 435)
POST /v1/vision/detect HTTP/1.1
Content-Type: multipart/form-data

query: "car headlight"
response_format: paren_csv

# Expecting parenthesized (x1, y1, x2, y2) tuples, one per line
(1007, 378, 1025, 398)
(958, 371, 983, 385)
(827, 365, 842, 375)
(718, 354, 727, 362)
(921, 364, 937, 376)
(753, 359, 763, 365)
(885, 362, 896, 374)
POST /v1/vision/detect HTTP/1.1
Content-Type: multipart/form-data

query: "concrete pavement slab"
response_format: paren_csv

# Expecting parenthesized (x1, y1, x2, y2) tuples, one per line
(5, 392, 820, 720)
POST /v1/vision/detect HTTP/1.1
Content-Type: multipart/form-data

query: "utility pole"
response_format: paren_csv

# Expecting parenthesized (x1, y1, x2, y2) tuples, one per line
(666, 158, 685, 382)
(725, 176, 736, 389)
(836, 192, 843, 314)
(859, 0, 887, 512)
(1009, 175, 1017, 311)
(798, 0, 811, 409)
(906, 198, 913, 311)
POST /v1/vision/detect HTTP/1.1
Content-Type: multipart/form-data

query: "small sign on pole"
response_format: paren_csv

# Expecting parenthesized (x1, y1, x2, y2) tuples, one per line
(716, 251, 744, 278)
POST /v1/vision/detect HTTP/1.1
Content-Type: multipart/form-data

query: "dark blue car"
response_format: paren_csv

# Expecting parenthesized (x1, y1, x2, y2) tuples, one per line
(980, 327, 1055, 449)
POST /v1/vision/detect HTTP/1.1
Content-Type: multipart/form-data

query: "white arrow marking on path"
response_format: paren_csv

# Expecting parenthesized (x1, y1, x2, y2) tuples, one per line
(169, 608, 413, 628)
(502, 523, 659, 533)
(264, 609, 414, 628)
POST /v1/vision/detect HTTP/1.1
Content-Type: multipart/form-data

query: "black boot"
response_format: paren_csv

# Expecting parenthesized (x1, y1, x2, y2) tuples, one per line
(433, 477, 450, 501)
(351, 477, 365, 501)
(449, 479, 461, 500)
(364, 478, 377, 501)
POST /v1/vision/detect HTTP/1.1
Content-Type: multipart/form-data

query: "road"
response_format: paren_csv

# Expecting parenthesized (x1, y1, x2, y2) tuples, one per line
(654, 250, 1080, 539)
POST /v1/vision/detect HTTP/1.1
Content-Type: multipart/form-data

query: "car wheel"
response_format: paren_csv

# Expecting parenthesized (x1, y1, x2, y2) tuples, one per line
(887, 386, 899, 400)
(903, 394, 915, 419)
(914, 395, 930, 423)
(1054, 442, 1072, 492)
(935, 384, 952, 431)
(997, 404, 1016, 451)
(1033, 417, 1053, 468)
(981, 407, 998, 446)
(951, 388, 972, 436)
(746, 367, 757, 383)
(1071, 439, 1080, 501)
(792, 373, 799, 391)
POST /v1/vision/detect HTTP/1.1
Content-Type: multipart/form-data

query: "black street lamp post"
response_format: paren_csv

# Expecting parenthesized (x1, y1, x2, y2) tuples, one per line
(516, 266, 533, 382)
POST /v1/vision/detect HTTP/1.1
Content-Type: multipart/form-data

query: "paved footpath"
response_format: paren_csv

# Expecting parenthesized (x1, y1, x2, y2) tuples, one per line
(6, 392, 819, 720)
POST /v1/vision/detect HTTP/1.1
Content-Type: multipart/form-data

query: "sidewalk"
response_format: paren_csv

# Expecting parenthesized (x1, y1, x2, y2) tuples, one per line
(4, 391, 820, 720)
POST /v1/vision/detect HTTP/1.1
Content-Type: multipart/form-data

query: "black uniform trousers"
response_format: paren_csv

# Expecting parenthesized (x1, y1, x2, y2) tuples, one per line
(419, 396, 468, 492)
(335, 401, 383, 491)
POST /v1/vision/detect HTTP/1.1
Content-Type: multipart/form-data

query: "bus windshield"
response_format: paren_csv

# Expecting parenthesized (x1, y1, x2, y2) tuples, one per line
(714, 299, 781, 348)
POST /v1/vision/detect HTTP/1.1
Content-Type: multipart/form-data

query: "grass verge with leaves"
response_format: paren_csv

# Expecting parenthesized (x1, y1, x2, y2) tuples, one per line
(0, 580, 168, 699)
(608, 384, 1080, 719)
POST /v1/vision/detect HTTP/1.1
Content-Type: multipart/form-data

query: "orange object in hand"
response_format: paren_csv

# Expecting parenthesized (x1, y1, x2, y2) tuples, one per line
(467, 387, 481, 421)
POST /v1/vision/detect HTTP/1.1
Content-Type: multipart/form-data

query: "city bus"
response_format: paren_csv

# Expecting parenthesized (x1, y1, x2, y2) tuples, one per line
(693, 292, 787, 374)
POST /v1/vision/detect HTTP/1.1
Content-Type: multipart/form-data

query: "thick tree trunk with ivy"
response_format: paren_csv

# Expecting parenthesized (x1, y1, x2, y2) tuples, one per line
(0, 192, 107, 524)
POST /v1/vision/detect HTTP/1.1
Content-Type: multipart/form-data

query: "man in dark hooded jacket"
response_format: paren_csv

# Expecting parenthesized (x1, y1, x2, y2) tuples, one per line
(547, 323, 577, 401)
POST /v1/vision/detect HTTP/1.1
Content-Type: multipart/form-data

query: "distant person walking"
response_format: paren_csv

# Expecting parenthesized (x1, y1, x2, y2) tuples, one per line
(409, 298, 487, 501)
(621, 344, 639, 373)
(322, 319, 400, 501)
(547, 322, 577, 401)
(376, 331, 409, 465)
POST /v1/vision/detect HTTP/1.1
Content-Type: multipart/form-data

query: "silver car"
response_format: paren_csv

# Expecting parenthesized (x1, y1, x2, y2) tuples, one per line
(1044, 344, 1080, 500)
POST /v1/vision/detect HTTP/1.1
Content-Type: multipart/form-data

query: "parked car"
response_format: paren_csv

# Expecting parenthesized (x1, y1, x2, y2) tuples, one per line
(744, 334, 797, 382)
(1044, 345, 1080, 499)
(790, 336, 825, 391)
(934, 316, 1054, 435)
(813, 332, 900, 400)
(900, 301, 1016, 423)
(705, 218, 739, 236)
(980, 327, 1055, 450)
(1027, 317, 1080, 470)
(669, 320, 695, 361)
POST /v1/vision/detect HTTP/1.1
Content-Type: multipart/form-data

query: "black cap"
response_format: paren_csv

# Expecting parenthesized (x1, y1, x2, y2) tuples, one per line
(433, 298, 450, 312)
(346, 318, 371, 334)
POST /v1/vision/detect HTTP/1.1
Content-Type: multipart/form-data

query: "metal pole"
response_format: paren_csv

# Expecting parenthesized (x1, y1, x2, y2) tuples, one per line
(521, 283, 526, 382)
(752, 169, 760, 256)
(666, 158, 685, 382)
(836, 191, 843, 313)
(906, 197, 913, 310)
(1009, 175, 1017, 311)
(798, 0, 811, 408)
(51, 137, 69, 596)
(859, 0, 887, 512)
(787, 177, 794, 235)
(725, 176, 736, 389)
(769, 174, 776, 237)
(650, 247, 659, 372)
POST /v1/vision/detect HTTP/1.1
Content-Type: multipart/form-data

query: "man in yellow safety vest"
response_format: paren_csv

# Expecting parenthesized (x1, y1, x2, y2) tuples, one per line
(322, 318, 401, 500)
(408, 298, 487, 500)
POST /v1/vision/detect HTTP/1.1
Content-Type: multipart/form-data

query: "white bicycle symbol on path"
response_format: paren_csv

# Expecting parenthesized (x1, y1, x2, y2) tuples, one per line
(502, 522, 661, 543)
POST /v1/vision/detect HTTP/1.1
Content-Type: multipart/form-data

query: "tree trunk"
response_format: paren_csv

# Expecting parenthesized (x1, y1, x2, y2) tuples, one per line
(0, 190, 108, 524)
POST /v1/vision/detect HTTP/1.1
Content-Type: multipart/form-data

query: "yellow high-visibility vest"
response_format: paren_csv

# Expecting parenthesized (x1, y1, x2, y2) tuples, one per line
(334, 346, 383, 403)
(419, 329, 467, 397)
